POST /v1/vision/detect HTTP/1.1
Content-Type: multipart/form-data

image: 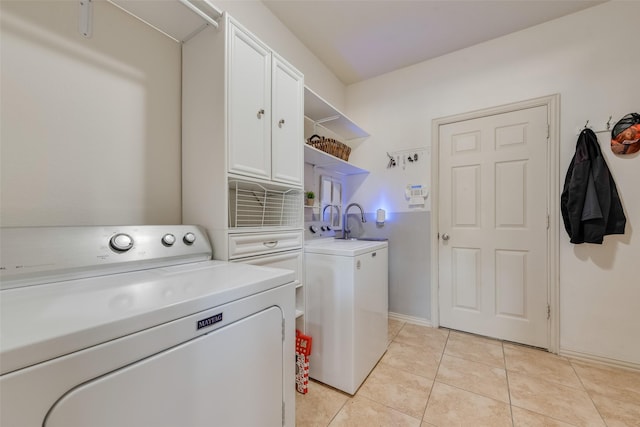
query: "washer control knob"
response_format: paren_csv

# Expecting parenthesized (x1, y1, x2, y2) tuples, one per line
(309, 225, 319, 234)
(110, 233, 134, 252)
(183, 232, 196, 245)
(162, 233, 176, 246)
(326, 225, 332, 231)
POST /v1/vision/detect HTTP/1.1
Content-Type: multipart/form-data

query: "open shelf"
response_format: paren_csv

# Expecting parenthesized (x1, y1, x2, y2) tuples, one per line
(304, 87, 369, 141)
(109, 0, 222, 42)
(304, 145, 368, 175)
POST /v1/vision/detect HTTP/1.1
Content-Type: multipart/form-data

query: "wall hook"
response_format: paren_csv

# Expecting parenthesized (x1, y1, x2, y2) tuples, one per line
(386, 152, 396, 168)
(577, 117, 613, 135)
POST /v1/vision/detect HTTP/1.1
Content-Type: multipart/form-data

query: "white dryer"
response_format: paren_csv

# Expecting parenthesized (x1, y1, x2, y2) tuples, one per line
(0, 225, 296, 427)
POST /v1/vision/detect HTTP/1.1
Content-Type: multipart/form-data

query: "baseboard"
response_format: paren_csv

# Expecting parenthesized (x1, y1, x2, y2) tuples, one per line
(560, 348, 640, 372)
(388, 312, 433, 328)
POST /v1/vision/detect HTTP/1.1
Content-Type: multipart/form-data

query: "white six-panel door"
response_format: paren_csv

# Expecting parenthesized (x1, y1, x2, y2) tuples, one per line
(438, 105, 549, 348)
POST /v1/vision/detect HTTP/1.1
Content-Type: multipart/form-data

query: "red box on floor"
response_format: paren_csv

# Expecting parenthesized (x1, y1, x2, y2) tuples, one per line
(295, 330, 312, 394)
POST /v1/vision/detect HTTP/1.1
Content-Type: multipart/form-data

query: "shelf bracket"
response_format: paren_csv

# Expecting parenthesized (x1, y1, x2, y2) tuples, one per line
(312, 115, 340, 135)
(79, 0, 93, 38)
(178, 0, 221, 30)
(314, 115, 341, 125)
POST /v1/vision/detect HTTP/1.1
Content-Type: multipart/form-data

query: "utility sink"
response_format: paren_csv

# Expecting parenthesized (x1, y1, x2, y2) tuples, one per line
(305, 238, 388, 256)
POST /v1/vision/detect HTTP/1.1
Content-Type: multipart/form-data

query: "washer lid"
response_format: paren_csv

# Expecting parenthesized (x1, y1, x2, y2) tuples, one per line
(304, 239, 388, 256)
(0, 261, 294, 375)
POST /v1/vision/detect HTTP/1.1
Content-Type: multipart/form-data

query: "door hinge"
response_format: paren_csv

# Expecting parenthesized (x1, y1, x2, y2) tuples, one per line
(547, 214, 550, 230)
(282, 402, 285, 426)
(547, 124, 550, 139)
(547, 304, 551, 320)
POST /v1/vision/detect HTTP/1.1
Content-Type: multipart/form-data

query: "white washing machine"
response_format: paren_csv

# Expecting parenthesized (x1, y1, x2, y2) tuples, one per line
(0, 225, 296, 427)
(304, 222, 388, 395)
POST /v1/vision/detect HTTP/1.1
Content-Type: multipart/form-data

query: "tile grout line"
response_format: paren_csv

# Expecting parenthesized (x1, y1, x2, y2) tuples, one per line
(441, 346, 506, 370)
(504, 350, 599, 426)
(356, 393, 424, 425)
(419, 328, 451, 423)
(324, 394, 349, 427)
(503, 341, 516, 427)
(568, 358, 609, 426)
(388, 321, 434, 424)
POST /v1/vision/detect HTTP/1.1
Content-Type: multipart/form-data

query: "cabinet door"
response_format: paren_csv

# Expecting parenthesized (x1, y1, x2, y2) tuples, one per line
(227, 23, 271, 180)
(354, 248, 388, 387)
(271, 55, 303, 185)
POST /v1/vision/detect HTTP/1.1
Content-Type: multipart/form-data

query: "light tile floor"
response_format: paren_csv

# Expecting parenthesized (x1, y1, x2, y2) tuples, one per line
(296, 319, 640, 426)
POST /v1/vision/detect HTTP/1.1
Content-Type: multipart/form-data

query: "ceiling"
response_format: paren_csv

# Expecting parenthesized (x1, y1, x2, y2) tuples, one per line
(262, 0, 606, 85)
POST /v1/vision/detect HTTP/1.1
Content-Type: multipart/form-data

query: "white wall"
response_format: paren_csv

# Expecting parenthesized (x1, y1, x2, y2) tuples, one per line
(346, 1, 640, 366)
(1, 1, 182, 226)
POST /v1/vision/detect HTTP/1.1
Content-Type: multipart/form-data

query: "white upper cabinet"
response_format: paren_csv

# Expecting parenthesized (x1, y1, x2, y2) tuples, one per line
(227, 25, 272, 180)
(227, 22, 303, 186)
(271, 55, 304, 186)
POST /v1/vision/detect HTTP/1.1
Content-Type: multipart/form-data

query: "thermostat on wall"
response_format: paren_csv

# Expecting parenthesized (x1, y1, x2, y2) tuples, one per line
(405, 184, 429, 206)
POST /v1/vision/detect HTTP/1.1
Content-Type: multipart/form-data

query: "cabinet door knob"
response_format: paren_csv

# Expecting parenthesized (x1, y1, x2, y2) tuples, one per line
(257, 109, 265, 119)
(278, 119, 285, 128)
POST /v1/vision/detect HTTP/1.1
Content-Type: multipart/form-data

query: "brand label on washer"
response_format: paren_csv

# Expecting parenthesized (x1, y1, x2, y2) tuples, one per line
(197, 312, 223, 330)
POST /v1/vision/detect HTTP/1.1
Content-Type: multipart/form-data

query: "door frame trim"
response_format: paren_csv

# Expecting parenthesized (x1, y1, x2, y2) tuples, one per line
(430, 94, 560, 353)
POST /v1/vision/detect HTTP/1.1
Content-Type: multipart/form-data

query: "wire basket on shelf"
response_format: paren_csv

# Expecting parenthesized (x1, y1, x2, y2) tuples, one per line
(306, 134, 351, 161)
(228, 179, 303, 228)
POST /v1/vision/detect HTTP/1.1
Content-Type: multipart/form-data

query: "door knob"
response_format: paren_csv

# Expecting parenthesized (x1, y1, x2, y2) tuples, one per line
(442, 233, 450, 241)
(278, 119, 285, 127)
(257, 109, 265, 118)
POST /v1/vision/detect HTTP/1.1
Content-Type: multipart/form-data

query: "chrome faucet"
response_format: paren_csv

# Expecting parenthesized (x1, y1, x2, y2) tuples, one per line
(343, 203, 366, 239)
(322, 204, 339, 224)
